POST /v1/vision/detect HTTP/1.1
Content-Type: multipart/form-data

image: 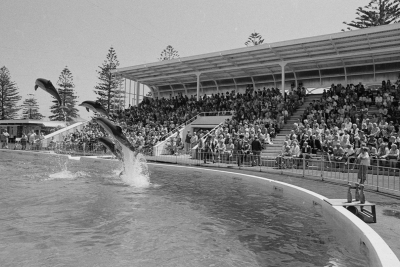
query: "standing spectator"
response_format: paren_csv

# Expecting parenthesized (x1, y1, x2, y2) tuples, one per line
(357, 147, 370, 184)
(21, 132, 28, 150)
(251, 136, 262, 166)
(190, 131, 198, 150)
(237, 135, 245, 167)
(185, 130, 192, 154)
(28, 130, 36, 150)
(1, 129, 9, 149)
(198, 133, 205, 161)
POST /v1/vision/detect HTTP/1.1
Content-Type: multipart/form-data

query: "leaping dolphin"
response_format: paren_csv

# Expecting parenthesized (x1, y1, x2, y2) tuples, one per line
(34, 78, 63, 106)
(79, 100, 109, 117)
(95, 117, 136, 152)
(97, 137, 123, 160)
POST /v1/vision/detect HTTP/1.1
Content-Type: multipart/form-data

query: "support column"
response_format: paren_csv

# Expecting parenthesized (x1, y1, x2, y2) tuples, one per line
(196, 72, 201, 101)
(213, 80, 219, 93)
(279, 62, 287, 94)
(128, 80, 132, 106)
(233, 78, 238, 91)
(124, 78, 127, 109)
(149, 86, 155, 98)
(135, 81, 140, 106)
(251, 76, 256, 90)
(182, 83, 187, 95)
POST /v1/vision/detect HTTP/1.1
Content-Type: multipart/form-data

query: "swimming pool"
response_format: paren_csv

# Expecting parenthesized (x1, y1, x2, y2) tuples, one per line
(0, 152, 370, 266)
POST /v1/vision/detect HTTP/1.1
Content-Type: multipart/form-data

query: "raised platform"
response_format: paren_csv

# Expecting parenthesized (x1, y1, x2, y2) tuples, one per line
(325, 199, 377, 223)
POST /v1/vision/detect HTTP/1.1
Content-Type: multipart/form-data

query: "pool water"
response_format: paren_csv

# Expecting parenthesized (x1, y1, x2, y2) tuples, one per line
(0, 154, 368, 267)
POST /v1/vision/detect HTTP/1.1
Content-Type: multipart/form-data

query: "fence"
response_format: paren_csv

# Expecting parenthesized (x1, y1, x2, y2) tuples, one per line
(2, 140, 112, 157)
(143, 151, 400, 197)
(3, 141, 399, 197)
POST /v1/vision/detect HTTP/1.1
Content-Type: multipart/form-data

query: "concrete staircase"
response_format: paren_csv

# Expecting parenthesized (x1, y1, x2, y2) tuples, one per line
(261, 94, 323, 158)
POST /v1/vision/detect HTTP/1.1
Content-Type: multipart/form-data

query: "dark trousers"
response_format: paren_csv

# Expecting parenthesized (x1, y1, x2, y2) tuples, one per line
(237, 152, 244, 166)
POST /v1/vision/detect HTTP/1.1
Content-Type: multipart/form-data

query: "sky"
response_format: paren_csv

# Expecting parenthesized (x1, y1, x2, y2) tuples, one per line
(0, 0, 368, 120)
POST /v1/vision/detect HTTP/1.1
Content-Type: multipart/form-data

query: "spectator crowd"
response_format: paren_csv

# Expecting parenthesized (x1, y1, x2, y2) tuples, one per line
(278, 80, 400, 182)
(50, 85, 304, 158)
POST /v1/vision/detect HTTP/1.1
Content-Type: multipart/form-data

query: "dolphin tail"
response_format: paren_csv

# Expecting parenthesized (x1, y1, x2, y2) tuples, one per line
(34, 85, 38, 91)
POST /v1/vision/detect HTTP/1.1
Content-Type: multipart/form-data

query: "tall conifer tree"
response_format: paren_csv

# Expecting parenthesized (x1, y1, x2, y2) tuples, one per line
(21, 95, 44, 120)
(49, 66, 79, 121)
(94, 46, 123, 113)
(0, 66, 21, 120)
(159, 45, 180, 61)
(343, 0, 400, 31)
(245, 32, 264, 46)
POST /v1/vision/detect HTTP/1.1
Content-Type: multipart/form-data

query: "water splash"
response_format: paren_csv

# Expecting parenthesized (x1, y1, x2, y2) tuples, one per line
(119, 146, 150, 187)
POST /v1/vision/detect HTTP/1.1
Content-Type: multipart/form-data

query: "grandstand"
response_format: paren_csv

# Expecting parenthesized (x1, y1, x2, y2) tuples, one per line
(108, 23, 400, 159)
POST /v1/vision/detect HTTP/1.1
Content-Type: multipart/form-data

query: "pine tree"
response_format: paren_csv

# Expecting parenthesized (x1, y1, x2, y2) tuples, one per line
(49, 66, 79, 121)
(94, 46, 123, 113)
(245, 32, 264, 46)
(21, 95, 45, 120)
(343, 0, 400, 31)
(0, 66, 21, 120)
(159, 45, 180, 61)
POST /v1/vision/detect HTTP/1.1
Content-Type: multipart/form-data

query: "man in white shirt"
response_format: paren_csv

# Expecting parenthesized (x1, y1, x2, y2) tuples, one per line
(1, 130, 10, 149)
(28, 130, 36, 150)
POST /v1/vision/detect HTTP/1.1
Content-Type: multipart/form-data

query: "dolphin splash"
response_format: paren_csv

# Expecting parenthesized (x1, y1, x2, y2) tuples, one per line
(79, 100, 109, 117)
(34, 78, 63, 106)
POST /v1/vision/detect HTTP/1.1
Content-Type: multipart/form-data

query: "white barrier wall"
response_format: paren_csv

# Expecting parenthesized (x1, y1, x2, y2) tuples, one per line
(1, 149, 398, 266)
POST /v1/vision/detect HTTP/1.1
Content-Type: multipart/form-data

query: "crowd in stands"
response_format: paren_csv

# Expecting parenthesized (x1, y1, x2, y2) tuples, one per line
(54, 122, 106, 152)
(48, 84, 304, 157)
(279, 80, 400, 180)
(163, 85, 305, 162)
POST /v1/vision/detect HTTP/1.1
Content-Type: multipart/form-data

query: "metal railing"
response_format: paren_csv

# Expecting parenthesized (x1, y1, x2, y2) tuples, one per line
(142, 151, 400, 197)
(4, 140, 399, 197)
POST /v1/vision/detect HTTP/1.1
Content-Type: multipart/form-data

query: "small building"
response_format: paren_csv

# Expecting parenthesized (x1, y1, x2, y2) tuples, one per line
(0, 120, 67, 142)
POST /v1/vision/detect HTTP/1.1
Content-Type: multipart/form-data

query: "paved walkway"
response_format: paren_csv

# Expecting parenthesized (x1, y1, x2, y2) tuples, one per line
(146, 155, 400, 261)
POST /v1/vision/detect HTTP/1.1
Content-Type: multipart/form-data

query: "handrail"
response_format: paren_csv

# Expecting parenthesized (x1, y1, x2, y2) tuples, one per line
(191, 121, 224, 151)
(157, 113, 200, 143)
(156, 110, 234, 144)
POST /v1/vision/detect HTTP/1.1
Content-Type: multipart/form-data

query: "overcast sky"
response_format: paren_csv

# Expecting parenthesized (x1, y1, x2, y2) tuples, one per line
(0, 0, 367, 120)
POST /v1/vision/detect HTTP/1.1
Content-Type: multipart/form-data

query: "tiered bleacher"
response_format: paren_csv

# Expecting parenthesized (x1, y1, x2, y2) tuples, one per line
(278, 79, 400, 176)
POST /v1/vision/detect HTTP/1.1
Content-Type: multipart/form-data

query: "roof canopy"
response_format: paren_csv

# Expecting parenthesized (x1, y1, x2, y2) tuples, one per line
(114, 23, 400, 89)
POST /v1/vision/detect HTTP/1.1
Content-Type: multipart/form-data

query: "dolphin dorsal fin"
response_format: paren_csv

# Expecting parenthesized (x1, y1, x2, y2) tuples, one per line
(116, 126, 123, 133)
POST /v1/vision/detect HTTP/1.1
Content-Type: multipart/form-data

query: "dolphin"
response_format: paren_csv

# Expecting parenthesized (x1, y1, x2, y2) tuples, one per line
(97, 137, 123, 160)
(34, 78, 63, 106)
(95, 117, 136, 152)
(79, 100, 109, 117)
